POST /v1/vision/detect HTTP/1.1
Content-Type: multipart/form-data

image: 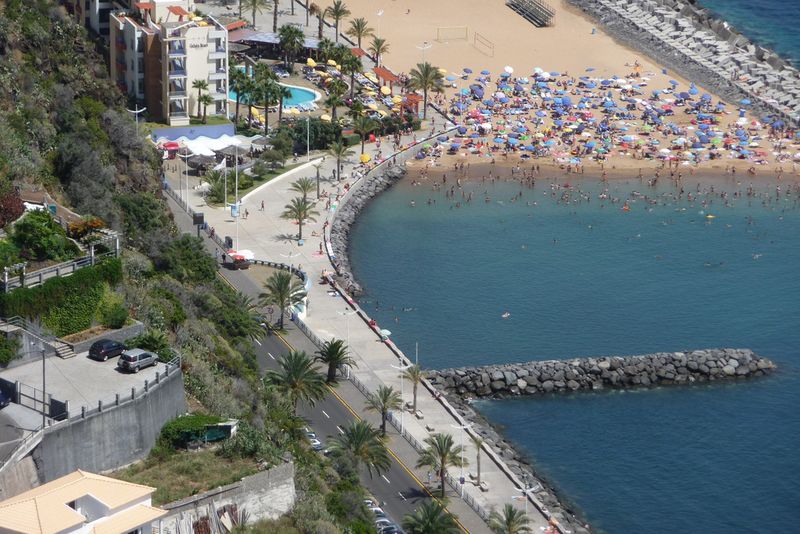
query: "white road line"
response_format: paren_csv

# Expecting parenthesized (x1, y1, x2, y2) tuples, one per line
(398, 491, 406, 501)
(381, 474, 391, 484)
(255, 339, 262, 346)
(336, 425, 344, 434)
(322, 410, 330, 419)
(267, 352, 275, 360)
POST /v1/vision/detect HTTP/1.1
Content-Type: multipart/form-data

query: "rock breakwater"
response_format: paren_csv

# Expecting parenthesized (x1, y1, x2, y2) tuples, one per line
(428, 349, 775, 398)
(329, 165, 406, 295)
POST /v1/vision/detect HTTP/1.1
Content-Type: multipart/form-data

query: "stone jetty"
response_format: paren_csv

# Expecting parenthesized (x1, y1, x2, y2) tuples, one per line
(329, 165, 406, 295)
(568, 0, 800, 126)
(428, 349, 776, 398)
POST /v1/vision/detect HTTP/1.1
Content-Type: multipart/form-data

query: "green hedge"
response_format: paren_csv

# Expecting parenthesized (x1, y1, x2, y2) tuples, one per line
(341, 133, 361, 147)
(158, 414, 224, 450)
(0, 258, 122, 331)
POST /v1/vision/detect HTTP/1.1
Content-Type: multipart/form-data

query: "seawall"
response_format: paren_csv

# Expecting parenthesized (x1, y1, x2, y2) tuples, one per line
(428, 348, 775, 398)
(329, 165, 407, 295)
(567, 0, 800, 126)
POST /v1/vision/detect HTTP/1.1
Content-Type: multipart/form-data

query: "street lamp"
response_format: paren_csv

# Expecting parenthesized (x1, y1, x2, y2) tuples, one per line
(376, 9, 383, 38)
(126, 106, 147, 138)
(450, 422, 473, 497)
(338, 308, 357, 350)
(306, 116, 310, 162)
(176, 150, 191, 206)
(416, 41, 432, 63)
(391, 362, 411, 432)
(513, 484, 540, 516)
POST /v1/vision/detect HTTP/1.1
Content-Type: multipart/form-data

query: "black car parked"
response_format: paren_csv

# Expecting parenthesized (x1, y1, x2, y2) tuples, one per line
(0, 390, 10, 409)
(88, 339, 127, 361)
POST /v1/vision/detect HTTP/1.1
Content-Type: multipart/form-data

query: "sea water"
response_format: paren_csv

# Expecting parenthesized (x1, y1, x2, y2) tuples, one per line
(349, 171, 800, 533)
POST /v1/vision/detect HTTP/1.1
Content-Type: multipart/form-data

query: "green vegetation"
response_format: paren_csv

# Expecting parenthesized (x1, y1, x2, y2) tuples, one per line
(315, 338, 356, 383)
(1, 210, 80, 266)
(259, 270, 306, 328)
(416, 433, 467, 499)
(489, 504, 533, 534)
(156, 413, 225, 450)
(264, 351, 327, 415)
(402, 501, 460, 534)
(189, 115, 231, 126)
(329, 420, 390, 477)
(0, 335, 21, 366)
(364, 385, 402, 436)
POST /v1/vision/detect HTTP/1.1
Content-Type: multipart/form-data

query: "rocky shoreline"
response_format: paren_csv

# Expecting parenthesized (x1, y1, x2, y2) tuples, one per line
(328, 165, 406, 295)
(567, 0, 799, 126)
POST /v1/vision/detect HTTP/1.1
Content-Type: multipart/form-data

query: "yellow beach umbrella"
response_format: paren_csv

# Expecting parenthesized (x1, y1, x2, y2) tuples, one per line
(327, 59, 337, 66)
(368, 103, 378, 110)
(320, 114, 332, 122)
(360, 153, 371, 163)
(290, 107, 300, 115)
(392, 95, 403, 104)
(307, 58, 317, 67)
(377, 109, 387, 117)
(438, 68, 448, 75)
(365, 91, 377, 97)
(380, 86, 391, 96)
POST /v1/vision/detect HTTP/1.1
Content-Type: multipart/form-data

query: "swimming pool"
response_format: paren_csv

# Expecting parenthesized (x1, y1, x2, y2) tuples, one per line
(228, 84, 318, 107)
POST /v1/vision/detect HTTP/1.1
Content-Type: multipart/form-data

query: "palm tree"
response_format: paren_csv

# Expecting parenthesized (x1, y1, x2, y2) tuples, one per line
(192, 79, 208, 117)
(365, 385, 402, 436)
(408, 62, 444, 119)
(488, 504, 532, 534)
(327, 0, 350, 42)
(368, 36, 389, 67)
(312, 160, 324, 199)
(331, 420, 390, 477)
(416, 433, 466, 498)
(341, 53, 363, 99)
(271, 0, 279, 33)
(402, 364, 423, 414)
(259, 270, 307, 328)
(352, 115, 378, 154)
(290, 177, 316, 201)
(242, 0, 268, 28)
(254, 64, 279, 135)
(346, 17, 373, 49)
(278, 24, 305, 72)
(264, 350, 326, 414)
(470, 434, 484, 487)
(229, 67, 248, 124)
(309, 2, 325, 39)
(402, 501, 460, 534)
(275, 83, 291, 124)
(281, 196, 319, 240)
(198, 93, 214, 123)
(347, 99, 365, 121)
(317, 37, 336, 62)
(315, 338, 356, 383)
(231, 293, 267, 341)
(242, 76, 258, 125)
(324, 92, 344, 122)
(328, 140, 353, 181)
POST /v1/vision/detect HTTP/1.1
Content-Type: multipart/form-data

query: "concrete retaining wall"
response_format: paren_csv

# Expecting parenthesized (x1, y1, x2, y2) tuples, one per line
(64, 320, 145, 354)
(32, 367, 186, 482)
(428, 349, 775, 398)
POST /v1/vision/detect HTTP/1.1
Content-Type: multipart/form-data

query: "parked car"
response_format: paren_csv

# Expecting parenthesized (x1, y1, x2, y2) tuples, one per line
(0, 390, 9, 409)
(117, 348, 158, 373)
(88, 339, 126, 361)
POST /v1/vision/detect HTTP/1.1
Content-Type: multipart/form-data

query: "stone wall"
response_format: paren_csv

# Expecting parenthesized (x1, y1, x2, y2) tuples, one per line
(428, 349, 775, 398)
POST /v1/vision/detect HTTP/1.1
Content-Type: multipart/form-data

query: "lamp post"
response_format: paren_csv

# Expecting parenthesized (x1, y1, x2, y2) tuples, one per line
(306, 116, 311, 162)
(126, 106, 147, 138)
(514, 484, 539, 516)
(416, 41, 432, 63)
(376, 9, 383, 38)
(338, 308, 357, 349)
(450, 422, 473, 497)
(391, 362, 411, 433)
(177, 151, 191, 206)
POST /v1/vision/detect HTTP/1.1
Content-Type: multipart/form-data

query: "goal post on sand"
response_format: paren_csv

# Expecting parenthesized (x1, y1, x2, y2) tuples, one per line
(435, 26, 469, 42)
(472, 32, 495, 57)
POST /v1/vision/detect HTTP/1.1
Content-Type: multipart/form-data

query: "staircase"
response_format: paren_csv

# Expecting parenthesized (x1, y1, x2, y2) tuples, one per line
(0, 316, 75, 359)
(506, 0, 556, 27)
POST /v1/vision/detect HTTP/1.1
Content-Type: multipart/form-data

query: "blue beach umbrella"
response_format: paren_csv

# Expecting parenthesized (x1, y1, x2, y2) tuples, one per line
(543, 139, 556, 146)
(457, 126, 468, 134)
(701, 93, 712, 101)
(525, 144, 535, 151)
(586, 82, 597, 89)
(500, 72, 511, 78)
(460, 88, 470, 95)
(550, 72, 560, 77)
(669, 79, 679, 86)
(585, 67, 595, 72)
(437, 135, 449, 142)
(446, 75, 457, 81)
(507, 138, 520, 145)
(536, 111, 547, 117)
(740, 98, 751, 105)
(463, 68, 473, 74)
(689, 86, 699, 95)
(450, 143, 461, 149)
(494, 137, 505, 143)
(481, 69, 490, 75)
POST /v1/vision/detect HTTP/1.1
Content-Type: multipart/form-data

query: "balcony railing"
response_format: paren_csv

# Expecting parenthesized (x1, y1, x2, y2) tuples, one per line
(169, 69, 187, 78)
(169, 91, 187, 99)
(168, 47, 186, 57)
(170, 111, 189, 118)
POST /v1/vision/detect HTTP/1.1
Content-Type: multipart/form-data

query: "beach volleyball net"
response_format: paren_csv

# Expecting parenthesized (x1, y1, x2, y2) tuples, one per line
(472, 32, 495, 57)
(435, 26, 469, 42)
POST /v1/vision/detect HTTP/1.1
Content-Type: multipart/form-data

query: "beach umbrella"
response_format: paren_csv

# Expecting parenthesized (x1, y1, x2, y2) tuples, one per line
(679, 92, 691, 100)
(380, 86, 391, 96)
(586, 67, 595, 72)
(689, 86, 699, 96)
(327, 59, 337, 66)
(360, 153, 371, 163)
(601, 80, 612, 86)
(544, 139, 556, 146)
(536, 111, 547, 117)
(507, 138, 520, 145)
(450, 143, 461, 149)
(460, 88, 471, 95)
(306, 58, 317, 67)
(481, 69, 490, 75)
(437, 68, 448, 75)
(457, 126, 468, 135)
(463, 68, 473, 74)
(669, 79, 679, 86)
(499, 96, 510, 103)
(504, 65, 514, 74)
(446, 75, 457, 82)
(437, 135, 449, 142)
(740, 99, 751, 105)
(586, 82, 597, 89)
(500, 72, 511, 78)
(494, 137, 505, 143)
(550, 71, 560, 77)
(525, 144, 535, 151)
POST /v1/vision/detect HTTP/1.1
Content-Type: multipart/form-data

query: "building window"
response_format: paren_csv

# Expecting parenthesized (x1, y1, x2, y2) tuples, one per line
(67, 500, 77, 510)
(137, 58, 144, 71)
(125, 530, 141, 534)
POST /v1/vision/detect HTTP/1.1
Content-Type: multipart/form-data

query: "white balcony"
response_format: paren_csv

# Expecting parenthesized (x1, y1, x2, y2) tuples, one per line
(209, 69, 226, 80)
(208, 47, 227, 60)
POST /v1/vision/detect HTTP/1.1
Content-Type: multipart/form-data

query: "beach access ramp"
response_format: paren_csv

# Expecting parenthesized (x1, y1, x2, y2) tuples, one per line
(506, 0, 556, 27)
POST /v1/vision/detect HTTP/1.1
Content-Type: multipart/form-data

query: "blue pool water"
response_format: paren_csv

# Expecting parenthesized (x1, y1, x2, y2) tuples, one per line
(698, 0, 800, 67)
(349, 168, 800, 533)
(228, 85, 317, 107)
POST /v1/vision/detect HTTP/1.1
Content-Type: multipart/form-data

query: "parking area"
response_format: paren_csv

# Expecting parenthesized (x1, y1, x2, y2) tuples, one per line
(0, 352, 165, 412)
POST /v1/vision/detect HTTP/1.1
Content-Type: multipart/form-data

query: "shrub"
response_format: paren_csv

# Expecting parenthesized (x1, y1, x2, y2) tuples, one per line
(43, 283, 105, 336)
(157, 413, 224, 450)
(67, 216, 105, 240)
(11, 209, 79, 262)
(155, 235, 217, 284)
(341, 133, 360, 147)
(0, 335, 20, 366)
(97, 285, 128, 329)
(0, 186, 24, 229)
(219, 421, 280, 462)
(0, 240, 21, 268)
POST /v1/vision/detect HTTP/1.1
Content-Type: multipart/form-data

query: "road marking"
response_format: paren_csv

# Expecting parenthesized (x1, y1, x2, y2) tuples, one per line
(267, 352, 275, 360)
(322, 410, 330, 419)
(398, 491, 406, 501)
(274, 331, 469, 534)
(255, 339, 262, 346)
(336, 425, 344, 434)
(381, 474, 391, 484)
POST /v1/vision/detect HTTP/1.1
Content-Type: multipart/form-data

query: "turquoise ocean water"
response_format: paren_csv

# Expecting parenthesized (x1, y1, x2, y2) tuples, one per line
(349, 168, 800, 533)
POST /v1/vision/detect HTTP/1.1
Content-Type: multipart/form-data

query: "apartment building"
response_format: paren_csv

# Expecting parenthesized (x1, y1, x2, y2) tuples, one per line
(109, 1, 229, 126)
(0, 470, 165, 534)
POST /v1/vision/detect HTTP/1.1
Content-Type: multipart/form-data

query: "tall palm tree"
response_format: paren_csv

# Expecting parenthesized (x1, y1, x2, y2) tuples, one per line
(309, 2, 325, 39)
(254, 63, 279, 135)
(346, 17, 373, 49)
(242, 76, 258, 125)
(347, 100, 365, 121)
(271, 0, 279, 33)
(470, 434, 484, 487)
(275, 83, 291, 124)
(352, 115, 378, 154)
(330, 420, 390, 477)
(231, 293, 267, 341)
(416, 433, 466, 498)
(242, 0, 268, 28)
(315, 338, 356, 383)
(264, 350, 326, 414)
(327, 0, 350, 42)
(402, 364, 423, 414)
(198, 93, 214, 123)
(259, 270, 307, 328)
(488, 504, 532, 534)
(368, 36, 389, 67)
(402, 501, 460, 534)
(281, 196, 319, 240)
(324, 92, 344, 121)
(365, 385, 402, 436)
(408, 62, 444, 119)
(341, 53, 363, 99)
(317, 37, 336, 62)
(290, 177, 316, 201)
(328, 140, 353, 181)
(278, 24, 305, 72)
(229, 67, 248, 124)
(312, 160, 324, 199)
(192, 79, 208, 117)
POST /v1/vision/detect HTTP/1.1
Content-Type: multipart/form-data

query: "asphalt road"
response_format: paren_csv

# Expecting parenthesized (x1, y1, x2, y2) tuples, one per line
(166, 195, 440, 531)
